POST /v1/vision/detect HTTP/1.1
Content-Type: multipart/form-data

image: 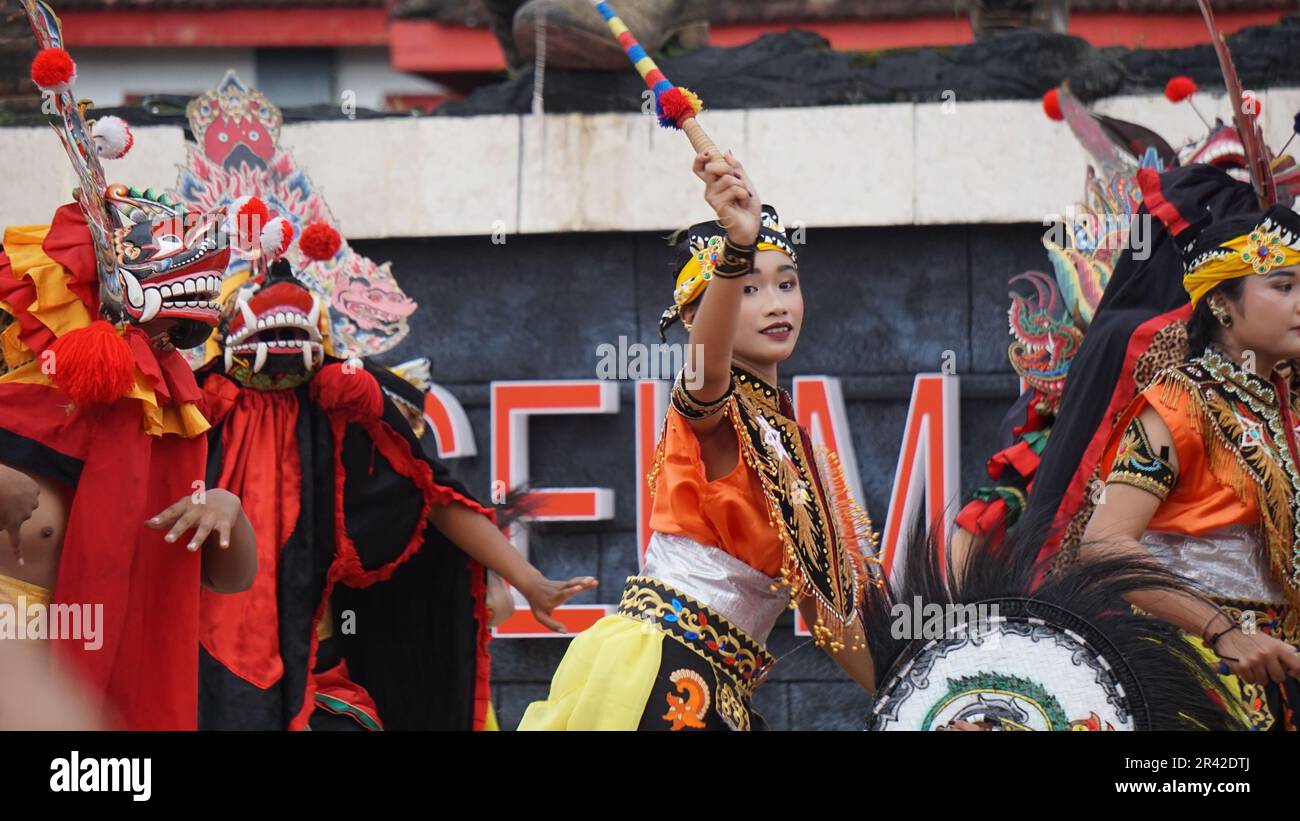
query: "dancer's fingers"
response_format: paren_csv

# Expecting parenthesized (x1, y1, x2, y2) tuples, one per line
(147, 497, 190, 529)
(560, 576, 598, 593)
(214, 518, 233, 550)
(533, 609, 567, 634)
(187, 517, 216, 553)
(692, 150, 717, 181)
(164, 509, 202, 545)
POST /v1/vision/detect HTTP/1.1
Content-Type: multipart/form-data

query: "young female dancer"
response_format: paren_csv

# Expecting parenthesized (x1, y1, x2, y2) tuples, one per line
(520, 149, 876, 730)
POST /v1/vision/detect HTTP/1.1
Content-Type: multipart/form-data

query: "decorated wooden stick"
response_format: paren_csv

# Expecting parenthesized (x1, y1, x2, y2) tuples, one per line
(589, 0, 718, 158)
(1197, 0, 1275, 208)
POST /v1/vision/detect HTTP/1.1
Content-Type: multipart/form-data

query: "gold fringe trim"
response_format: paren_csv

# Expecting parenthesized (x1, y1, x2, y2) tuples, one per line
(729, 394, 863, 653)
(1150, 364, 1300, 610)
(646, 372, 878, 653)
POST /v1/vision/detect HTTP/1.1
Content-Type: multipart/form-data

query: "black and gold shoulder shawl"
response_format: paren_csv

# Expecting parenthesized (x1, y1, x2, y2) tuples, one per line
(1147, 348, 1300, 608)
(651, 365, 880, 650)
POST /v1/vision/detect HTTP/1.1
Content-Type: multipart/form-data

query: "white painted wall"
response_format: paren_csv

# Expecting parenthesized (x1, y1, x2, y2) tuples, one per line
(335, 47, 445, 110)
(71, 47, 258, 107)
(67, 47, 442, 111)
(4, 89, 1298, 239)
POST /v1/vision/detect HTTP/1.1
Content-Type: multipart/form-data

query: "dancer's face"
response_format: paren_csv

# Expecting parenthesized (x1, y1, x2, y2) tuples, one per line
(731, 249, 803, 365)
(1223, 266, 1300, 364)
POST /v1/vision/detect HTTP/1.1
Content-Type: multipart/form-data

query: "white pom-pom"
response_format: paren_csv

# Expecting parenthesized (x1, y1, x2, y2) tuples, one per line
(260, 217, 293, 260)
(91, 115, 133, 159)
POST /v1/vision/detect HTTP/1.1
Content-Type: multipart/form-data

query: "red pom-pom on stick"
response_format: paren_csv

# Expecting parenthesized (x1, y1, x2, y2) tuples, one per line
(1042, 88, 1063, 121)
(31, 47, 76, 93)
(299, 222, 342, 262)
(49, 320, 136, 405)
(1242, 92, 1262, 117)
(1164, 76, 1198, 102)
(657, 86, 703, 130)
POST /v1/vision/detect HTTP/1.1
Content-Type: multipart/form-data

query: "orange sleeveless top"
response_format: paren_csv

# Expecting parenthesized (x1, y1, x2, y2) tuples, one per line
(647, 407, 784, 577)
(1101, 381, 1257, 534)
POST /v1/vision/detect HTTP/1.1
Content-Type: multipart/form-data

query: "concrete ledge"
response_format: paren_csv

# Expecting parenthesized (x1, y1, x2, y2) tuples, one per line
(4, 88, 1298, 238)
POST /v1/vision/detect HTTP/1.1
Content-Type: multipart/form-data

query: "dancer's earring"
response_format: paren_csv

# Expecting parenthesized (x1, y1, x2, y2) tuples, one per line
(1210, 299, 1233, 328)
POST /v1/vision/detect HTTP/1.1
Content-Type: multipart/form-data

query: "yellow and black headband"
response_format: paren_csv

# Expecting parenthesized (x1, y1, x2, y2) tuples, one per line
(1183, 209, 1300, 307)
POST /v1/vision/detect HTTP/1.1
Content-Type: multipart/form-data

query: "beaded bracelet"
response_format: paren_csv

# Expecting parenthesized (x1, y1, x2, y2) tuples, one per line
(671, 373, 734, 420)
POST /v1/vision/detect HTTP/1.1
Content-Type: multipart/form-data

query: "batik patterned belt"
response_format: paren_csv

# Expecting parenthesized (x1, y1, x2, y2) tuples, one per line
(619, 575, 776, 699)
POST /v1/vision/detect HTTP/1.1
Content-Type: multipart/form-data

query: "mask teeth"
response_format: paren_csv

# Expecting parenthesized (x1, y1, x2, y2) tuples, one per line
(238, 299, 258, 330)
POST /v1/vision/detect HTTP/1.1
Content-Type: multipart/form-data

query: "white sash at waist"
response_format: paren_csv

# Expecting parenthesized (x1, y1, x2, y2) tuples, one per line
(642, 531, 790, 644)
(1141, 524, 1286, 604)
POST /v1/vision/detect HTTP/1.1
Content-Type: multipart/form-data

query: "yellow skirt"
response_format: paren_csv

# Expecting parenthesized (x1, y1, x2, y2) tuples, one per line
(0, 573, 49, 608)
(517, 613, 664, 731)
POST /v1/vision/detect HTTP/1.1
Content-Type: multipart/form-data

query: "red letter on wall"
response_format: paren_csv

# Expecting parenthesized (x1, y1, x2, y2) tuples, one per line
(490, 380, 618, 637)
(423, 382, 478, 458)
(879, 374, 961, 581)
(635, 379, 669, 568)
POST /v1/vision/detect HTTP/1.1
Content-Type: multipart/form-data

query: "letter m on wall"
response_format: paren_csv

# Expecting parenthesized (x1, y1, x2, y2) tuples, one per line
(880, 374, 960, 581)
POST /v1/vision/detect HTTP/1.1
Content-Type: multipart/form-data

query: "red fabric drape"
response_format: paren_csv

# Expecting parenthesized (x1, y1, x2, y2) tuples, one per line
(199, 375, 302, 689)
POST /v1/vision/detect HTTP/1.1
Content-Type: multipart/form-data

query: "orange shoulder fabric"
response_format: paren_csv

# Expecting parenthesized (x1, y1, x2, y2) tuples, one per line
(648, 407, 783, 577)
(1100, 379, 1257, 535)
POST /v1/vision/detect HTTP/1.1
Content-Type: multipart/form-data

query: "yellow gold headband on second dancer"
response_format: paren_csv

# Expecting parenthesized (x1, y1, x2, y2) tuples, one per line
(1184, 219, 1300, 307)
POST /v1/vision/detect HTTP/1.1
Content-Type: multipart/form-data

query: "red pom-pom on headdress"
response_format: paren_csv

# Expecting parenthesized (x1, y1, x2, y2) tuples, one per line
(1164, 76, 1198, 103)
(48, 320, 136, 405)
(229, 196, 270, 245)
(299, 222, 342, 262)
(1242, 92, 1263, 117)
(1041, 88, 1063, 121)
(31, 47, 76, 93)
(260, 217, 294, 261)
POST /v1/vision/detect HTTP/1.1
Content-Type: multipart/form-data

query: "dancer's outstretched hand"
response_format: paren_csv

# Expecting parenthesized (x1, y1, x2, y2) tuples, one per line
(693, 149, 761, 246)
(518, 574, 599, 633)
(147, 488, 245, 552)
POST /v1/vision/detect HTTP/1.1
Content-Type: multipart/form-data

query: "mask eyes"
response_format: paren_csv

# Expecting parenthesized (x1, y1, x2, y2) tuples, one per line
(153, 235, 182, 256)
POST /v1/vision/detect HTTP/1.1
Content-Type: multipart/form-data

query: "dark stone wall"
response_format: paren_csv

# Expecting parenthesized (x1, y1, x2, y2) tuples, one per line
(352, 219, 1050, 730)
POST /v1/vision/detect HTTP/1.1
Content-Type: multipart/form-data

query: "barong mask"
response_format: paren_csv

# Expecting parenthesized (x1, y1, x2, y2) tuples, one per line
(223, 259, 325, 384)
(105, 186, 231, 349)
(24, 0, 233, 350)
